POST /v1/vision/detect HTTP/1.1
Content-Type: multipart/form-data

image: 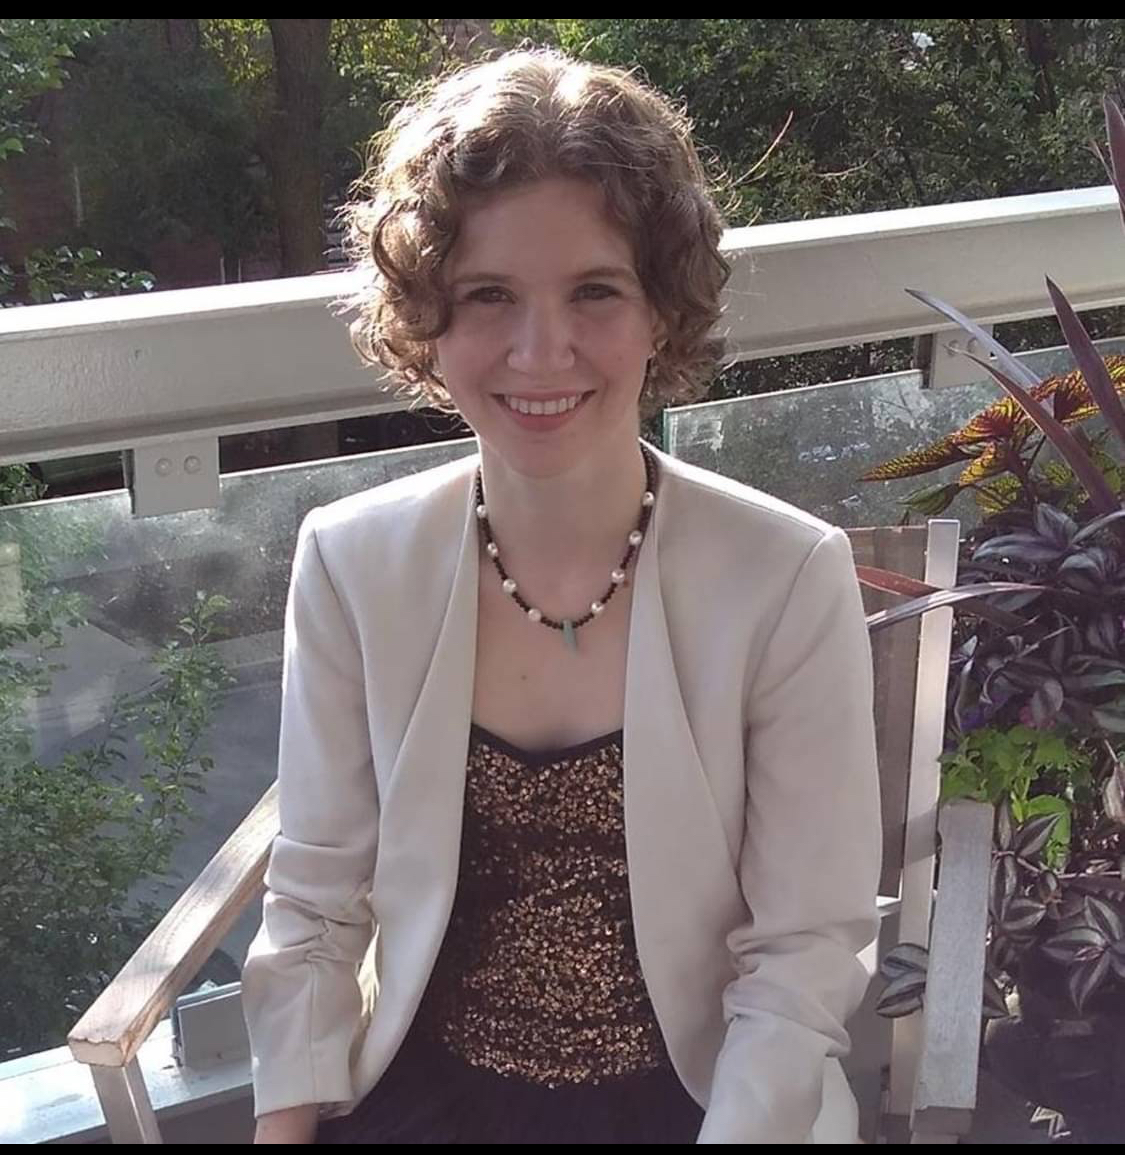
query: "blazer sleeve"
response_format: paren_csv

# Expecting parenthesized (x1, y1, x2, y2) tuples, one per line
(698, 527, 882, 1143)
(241, 508, 379, 1118)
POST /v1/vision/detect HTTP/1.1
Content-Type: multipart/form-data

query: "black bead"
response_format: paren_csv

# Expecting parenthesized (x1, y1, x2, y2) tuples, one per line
(475, 443, 658, 634)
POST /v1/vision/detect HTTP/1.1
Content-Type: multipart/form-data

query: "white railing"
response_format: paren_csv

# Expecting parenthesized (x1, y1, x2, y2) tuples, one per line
(1, 184, 1123, 511)
(2, 185, 1122, 469)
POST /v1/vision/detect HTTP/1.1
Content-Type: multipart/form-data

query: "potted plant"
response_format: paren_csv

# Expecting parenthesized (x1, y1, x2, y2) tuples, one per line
(854, 95, 1125, 1141)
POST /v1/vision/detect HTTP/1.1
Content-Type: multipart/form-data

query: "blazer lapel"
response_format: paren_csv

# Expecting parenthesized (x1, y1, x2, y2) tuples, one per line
(362, 456, 481, 1065)
(624, 444, 741, 1104)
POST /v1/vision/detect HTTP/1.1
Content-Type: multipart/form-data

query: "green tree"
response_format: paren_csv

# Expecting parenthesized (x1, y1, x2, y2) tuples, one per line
(52, 18, 446, 461)
(495, 20, 1125, 398)
(0, 19, 109, 179)
(496, 20, 1124, 224)
(0, 574, 235, 1056)
(60, 20, 270, 280)
(199, 18, 445, 274)
(0, 19, 153, 308)
(0, 20, 155, 506)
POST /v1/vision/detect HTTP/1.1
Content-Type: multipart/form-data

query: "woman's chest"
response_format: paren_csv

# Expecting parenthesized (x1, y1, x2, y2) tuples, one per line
(471, 573, 633, 752)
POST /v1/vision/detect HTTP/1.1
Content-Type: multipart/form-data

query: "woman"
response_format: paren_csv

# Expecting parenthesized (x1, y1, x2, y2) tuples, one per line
(243, 47, 882, 1145)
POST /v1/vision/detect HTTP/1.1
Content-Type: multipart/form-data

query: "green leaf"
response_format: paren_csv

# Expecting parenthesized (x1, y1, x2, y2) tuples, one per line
(1014, 810, 1063, 863)
(903, 481, 962, 516)
(1020, 796, 1071, 868)
(1068, 952, 1111, 1014)
(875, 971, 926, 1018)
(1084, 896, 1125, 943)
(982, 973, 1010, 1020)
(1045, 278, 1125, 459)
(879, 942, 929, 980)
(959, 346, 1120, 516)
(1042, 926, 1107, 964)
(999, 895, 1047, 936)
(1092, 698, 1125, 733)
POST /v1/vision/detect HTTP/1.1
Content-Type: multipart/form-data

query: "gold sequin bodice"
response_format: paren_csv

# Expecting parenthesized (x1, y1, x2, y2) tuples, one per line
(411, 723, 673, 1088)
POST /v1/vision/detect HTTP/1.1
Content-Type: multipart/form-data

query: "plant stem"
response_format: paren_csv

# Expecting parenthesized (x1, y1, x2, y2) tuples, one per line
(1004, 442, 1039, 505)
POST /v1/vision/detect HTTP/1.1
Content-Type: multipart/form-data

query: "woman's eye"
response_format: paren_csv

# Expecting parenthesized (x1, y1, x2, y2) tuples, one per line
(465, 287, 509, 304)
(461, 284, 619, 305)
(576, 283, 618, 301)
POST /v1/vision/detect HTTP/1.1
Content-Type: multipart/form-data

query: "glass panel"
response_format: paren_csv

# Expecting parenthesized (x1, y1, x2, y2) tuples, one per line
(0, 437, 476, 1058)
(665, 337, 1125, 529)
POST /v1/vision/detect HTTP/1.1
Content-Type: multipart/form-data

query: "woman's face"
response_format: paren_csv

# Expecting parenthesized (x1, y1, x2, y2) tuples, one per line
(435, 176, 664, 477)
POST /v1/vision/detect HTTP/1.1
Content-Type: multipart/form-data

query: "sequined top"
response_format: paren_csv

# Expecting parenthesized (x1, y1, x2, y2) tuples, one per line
(410, 721, 675, 1088)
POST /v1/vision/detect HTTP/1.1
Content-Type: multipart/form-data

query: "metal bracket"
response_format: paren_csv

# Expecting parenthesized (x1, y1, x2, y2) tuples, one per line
(172, 981, 249, 1069)
(920, 325, 997, 389)
(126, 438, 220, 517)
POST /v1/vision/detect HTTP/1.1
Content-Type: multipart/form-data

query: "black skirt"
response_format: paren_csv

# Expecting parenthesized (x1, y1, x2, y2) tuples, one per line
(315, 1026, 705, 1145)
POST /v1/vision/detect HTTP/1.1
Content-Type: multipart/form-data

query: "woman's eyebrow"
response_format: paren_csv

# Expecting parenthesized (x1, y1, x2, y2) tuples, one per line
(450, 265, 639, 287)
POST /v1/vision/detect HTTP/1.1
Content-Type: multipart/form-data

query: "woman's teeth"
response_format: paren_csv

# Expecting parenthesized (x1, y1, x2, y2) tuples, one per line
(502, 393, 585, 415)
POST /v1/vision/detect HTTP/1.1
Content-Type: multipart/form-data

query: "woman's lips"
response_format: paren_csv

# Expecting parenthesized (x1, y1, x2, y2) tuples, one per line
(493, 391, 594, 430)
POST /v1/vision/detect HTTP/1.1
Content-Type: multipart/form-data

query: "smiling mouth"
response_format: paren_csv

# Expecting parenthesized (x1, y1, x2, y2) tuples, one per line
(492, 391, 596, 417)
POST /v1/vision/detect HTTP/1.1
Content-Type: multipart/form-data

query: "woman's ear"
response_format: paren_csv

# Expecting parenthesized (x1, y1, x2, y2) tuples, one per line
(651, 310, 670, 353)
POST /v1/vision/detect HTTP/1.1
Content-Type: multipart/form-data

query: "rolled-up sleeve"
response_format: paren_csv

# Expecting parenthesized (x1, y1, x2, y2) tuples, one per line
(241, 509, 379, 1118)
(699, 528, 882, 1143)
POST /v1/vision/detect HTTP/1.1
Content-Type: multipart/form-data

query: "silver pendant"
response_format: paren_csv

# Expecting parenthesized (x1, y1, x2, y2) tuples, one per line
(562, 619, 578, 651)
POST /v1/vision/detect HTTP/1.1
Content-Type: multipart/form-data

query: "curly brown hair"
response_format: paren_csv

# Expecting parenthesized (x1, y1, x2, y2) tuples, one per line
(338, 47, 732, 421)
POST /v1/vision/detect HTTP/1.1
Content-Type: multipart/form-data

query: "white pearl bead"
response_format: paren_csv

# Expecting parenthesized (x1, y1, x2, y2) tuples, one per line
(642, 491, 655, 506)
(611, 569, 626, 584)
(475, 503, 488, 519)
(527, 608, 542, 622)
(486, 541, 499, 558)
(502, 578, 517, 595)
(591, 601, 604, 615)
(628, 530, 643, 546)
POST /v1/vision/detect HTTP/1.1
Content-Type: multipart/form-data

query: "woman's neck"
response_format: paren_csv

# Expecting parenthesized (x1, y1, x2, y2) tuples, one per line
(476, 439, 649, 598)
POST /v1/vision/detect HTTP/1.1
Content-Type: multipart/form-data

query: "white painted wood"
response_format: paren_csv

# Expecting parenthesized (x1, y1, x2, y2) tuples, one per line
(2, 186, 1122, 468)
(91, 1060, 163, 1144)
(911, 800, 995, 1139)
(0, 272, 392, 468)
(720, 185, 1123, 360)
(0, 1020, 251, 1145)
(888, 519, 960, 1118)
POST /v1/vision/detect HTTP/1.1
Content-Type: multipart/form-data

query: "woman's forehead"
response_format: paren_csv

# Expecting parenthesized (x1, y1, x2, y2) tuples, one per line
(446, 178, 636, 278)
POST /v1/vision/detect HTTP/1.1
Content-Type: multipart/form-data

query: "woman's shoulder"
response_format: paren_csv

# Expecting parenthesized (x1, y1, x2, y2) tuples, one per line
(293, 449, 479, 599)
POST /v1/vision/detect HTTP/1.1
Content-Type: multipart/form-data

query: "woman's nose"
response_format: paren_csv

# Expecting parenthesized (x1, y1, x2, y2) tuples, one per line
(506, 301, 576, 376)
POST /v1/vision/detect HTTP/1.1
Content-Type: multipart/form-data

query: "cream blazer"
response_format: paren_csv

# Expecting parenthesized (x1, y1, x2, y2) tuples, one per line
(241, 439, 882, 1144)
